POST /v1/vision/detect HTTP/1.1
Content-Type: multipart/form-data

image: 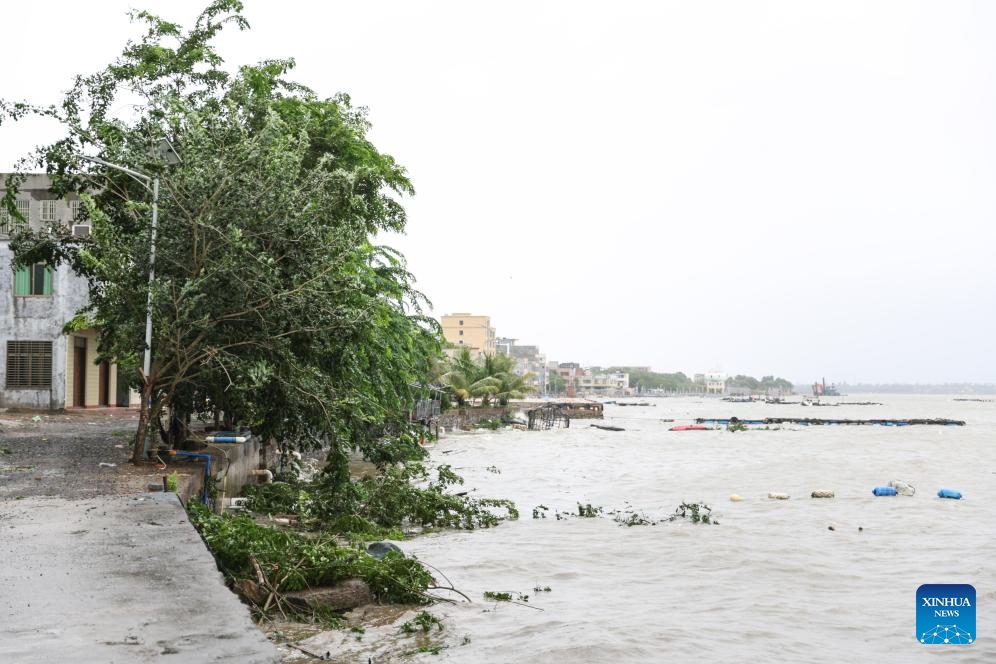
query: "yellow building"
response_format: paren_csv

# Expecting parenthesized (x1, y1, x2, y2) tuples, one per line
(440, 313, 496, 356)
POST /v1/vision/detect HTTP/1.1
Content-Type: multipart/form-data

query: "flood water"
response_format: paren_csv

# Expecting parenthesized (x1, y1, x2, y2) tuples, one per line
(392, 395, 995, 663)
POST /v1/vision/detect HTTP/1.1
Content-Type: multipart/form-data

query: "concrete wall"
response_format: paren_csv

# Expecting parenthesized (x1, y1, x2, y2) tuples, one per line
(438, 407, 510, 430)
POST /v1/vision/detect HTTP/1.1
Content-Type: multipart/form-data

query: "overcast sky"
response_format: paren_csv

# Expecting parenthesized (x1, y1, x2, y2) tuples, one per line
(3, 1, 995, 383)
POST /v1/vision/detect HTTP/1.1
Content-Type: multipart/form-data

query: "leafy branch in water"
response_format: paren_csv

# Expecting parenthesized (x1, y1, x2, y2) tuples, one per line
(400, 611, 443, 634)
(577, 503, 602, 518)
(242, 462, 518, 532)
(666, 501, 718, 525)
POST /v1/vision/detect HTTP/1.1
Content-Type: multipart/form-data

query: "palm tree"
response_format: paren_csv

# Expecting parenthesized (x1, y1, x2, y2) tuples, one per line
(495, 370, 536, 405)
(441, 347, 483, 406)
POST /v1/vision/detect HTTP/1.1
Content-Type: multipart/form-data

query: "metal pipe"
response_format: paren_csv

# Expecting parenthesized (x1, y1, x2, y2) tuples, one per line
(249, 469, 273, 484)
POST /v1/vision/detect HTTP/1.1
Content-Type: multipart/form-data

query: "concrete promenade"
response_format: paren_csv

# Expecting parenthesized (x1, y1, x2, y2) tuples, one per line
(0, 492, 280, 663)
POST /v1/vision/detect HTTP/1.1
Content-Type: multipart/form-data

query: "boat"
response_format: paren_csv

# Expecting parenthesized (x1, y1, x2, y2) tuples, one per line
(669, 424, 709, 431)
(811, 377, 841, 397)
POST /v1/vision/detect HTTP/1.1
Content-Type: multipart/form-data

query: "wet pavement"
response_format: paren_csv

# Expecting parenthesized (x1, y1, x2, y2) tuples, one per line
(0, 492, 280, 663)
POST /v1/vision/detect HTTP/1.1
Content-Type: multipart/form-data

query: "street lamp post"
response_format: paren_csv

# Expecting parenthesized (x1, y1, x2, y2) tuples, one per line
(80, 158, 158, 382)
(80, 140, 179, 457)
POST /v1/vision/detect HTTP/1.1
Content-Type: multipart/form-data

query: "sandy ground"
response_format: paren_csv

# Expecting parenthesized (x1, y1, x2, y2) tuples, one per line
(0, 408, 199, 500)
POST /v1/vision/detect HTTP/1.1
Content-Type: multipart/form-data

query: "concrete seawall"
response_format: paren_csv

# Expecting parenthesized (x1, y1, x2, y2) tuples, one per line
(0, 492, 280, 663)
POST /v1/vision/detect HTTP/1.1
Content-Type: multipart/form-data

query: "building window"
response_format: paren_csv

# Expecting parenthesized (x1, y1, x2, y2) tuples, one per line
(0, 200, 30, 236)
(458, 340, 463, 344)
(6, 341, 53, 389)
(40, 200, 57, 224)
(458, 330, 463, 336)
(459, 320, 463, 325)
(14, 263, 53, 296)
(69, 199, 82, 222)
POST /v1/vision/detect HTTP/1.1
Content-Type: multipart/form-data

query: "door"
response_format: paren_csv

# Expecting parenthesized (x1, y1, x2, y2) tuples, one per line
(98, 361, 109, 406)
(72, 337, 86, 407)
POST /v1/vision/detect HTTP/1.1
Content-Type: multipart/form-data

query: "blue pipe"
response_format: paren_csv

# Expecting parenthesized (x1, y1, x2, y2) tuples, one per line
(173, 451, 212, 505)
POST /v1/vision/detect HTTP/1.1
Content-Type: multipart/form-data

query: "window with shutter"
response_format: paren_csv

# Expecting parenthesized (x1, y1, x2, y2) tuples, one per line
(6, 341, 53, 388)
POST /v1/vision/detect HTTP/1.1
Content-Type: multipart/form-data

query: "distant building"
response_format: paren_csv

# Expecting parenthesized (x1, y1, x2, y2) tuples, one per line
(578, 370, 631, 397)
(440, 313, 496, 356)
(1, 174, 138, 409)
(496, 340, 545, 394)
(705, 372, 726, 394)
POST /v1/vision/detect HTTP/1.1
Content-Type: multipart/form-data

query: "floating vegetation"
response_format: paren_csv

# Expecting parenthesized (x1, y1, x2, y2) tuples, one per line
(577, 503, 603, 518)
(533, 585, 552, 592)
(726, 422, 748, 432)
(614, 511, 658, 527)
(400, 611, 443, 634)
(485, 465, 501, 474)
(666, 501, 718, 525)
(532, 505, 549, 519)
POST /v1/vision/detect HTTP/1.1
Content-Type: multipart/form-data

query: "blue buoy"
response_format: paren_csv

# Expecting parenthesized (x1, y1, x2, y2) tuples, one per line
(873, 486, 898, 496)
(937, 488, 962, 500)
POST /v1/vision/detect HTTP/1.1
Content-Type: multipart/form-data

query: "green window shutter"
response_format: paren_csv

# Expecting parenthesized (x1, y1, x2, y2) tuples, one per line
(42, 267, 53, 295)
(14, 266, 30, 296)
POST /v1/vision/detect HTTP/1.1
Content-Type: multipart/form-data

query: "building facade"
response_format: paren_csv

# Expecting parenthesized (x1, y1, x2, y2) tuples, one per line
(440, 313, 496, 356)
(705, 371, 726, 394)
(1, 174, 136, 409)
(578, 370, 631, 397)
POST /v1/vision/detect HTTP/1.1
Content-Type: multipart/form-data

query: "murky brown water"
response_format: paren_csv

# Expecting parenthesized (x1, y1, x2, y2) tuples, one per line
(369, 395, 996, 663)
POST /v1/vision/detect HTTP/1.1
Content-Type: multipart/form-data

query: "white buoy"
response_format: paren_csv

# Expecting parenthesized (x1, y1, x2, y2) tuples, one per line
(768, 492, 790, 500)
(729, 494, 742, 502)
(811, 490, 835, 499)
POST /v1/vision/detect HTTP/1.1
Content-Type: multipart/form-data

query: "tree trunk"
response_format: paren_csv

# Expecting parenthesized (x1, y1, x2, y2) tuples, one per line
(131, 380, 160, 464)
(132, 386, 151, 464)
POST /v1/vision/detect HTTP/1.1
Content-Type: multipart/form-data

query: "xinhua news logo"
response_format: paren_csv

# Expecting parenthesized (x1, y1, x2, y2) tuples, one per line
(917, 584, 975, 644)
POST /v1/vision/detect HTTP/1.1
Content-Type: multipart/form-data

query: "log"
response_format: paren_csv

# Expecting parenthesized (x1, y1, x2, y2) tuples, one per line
(282, 577, 373, 612)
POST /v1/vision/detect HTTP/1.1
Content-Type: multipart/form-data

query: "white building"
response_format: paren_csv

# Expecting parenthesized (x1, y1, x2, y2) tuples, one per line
(705, 371, 726, 394)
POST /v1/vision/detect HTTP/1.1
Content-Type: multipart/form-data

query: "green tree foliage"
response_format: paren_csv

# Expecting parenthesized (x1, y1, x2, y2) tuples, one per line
(0, 1, 441, 469)
(727, 374, 794, 392)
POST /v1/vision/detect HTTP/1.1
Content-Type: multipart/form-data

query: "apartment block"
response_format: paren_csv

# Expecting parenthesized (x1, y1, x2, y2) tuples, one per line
(440, 313, 496, 356)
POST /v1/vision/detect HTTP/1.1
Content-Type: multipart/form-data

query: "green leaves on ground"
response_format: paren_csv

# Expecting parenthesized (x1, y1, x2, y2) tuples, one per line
(187, 502, 433, 604)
